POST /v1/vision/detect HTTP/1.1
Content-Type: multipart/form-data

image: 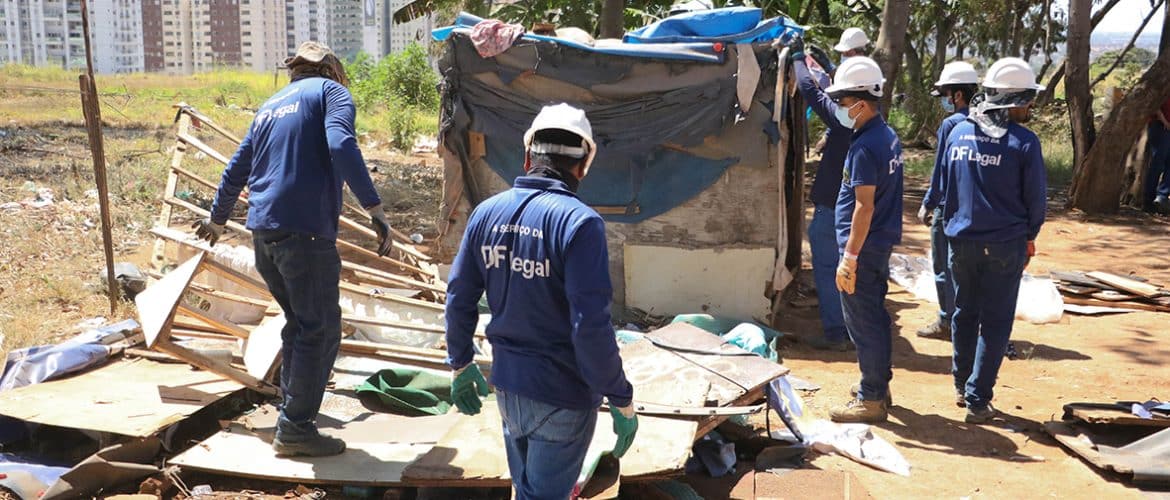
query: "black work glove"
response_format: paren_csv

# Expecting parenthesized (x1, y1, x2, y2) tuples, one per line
(192, 218, 225, 246)
(789, 35, 806, 62)
(367, 204, 393, 257)
(809, 45, 835, 73)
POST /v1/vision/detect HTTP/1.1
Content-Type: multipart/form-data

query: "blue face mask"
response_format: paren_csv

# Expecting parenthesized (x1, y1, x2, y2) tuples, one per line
(834, 101, 861, 129)
(940, 95, 955, 113)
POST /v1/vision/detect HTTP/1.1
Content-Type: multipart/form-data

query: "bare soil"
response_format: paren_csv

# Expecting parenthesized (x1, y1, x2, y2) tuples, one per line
(769, 188, 1170, 499)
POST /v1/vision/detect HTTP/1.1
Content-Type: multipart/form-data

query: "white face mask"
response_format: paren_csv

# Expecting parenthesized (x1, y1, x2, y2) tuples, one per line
(835, 101, 862, 129)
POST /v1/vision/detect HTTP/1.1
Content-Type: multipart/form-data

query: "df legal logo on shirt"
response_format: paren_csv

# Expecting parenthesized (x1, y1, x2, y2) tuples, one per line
(950, 145, 1003, 167)
(481, 245, 551, 280)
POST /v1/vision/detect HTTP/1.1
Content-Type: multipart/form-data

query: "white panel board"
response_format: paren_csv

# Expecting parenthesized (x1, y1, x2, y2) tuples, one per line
(624, 245, 774, 321)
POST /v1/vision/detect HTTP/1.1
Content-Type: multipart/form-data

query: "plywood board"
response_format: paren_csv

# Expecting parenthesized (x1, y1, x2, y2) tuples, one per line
(0, 359, 241, 437)
(644, 323, 789, 392)
(137, 253, 203, 348)
(1086, 271, 1165, 298)
(170, 424, 431, 486)
(620, 338, 744, 406)
(1065, 404, 1170, 428)
(401, 401, 695, 485)
(243, 314, 285, 380)
(623, 245, 775, 322)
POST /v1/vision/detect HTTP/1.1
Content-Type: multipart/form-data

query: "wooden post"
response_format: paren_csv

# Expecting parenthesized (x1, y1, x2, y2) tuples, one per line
(78, 0, 118, 314)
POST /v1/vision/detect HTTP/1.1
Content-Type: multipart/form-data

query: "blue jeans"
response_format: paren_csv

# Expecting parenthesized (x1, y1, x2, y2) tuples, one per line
(498, 390, 598, 500)
(252, 230, 343, 440)
(1145, 122, 1170, 207)
(948, 237, 1027, 410)
(930, 207, 954, 322)
(841, 246, 894, 402)
(808, 205, 847, 342)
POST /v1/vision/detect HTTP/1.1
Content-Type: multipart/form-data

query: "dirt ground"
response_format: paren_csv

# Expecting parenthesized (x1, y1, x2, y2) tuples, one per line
(768, 193, 1170, 499)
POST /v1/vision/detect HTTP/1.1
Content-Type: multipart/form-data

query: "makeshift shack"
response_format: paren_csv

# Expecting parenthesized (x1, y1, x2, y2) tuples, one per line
(433, 9, 807, 323)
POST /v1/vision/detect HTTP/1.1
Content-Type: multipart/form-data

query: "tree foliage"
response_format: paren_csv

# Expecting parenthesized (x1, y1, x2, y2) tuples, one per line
(344, 44, 439, 112)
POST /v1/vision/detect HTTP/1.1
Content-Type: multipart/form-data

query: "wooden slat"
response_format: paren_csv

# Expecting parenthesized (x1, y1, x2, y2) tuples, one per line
(136, 253, 204, 348)
(175, 104, 243, 144)
(156, 338, 277, 396)
(1086, 271, 1166, 298)
(177, 132, 231, 165)
(1063, 295, 1170, 313)
(177, 304, 252, 339)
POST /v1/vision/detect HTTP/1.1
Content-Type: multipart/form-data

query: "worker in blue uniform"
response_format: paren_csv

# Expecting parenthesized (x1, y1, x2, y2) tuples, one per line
(940, 58, 1047, 424)
(917, 62, 981, 341)
(444, 104, 638, 500)
(789, 36, 853, 352)
(825, 57, 904, 423)
(194, 41, 393, 457)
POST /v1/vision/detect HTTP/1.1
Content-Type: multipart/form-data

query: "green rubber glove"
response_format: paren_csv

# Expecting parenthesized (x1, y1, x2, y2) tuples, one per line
(450, 364, 490, 415)
(609, 404, 639, 458)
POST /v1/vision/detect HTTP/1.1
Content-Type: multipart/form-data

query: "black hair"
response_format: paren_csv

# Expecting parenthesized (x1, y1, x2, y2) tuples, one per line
(944, 84, 979, 105)
(528, 128, 587, 173)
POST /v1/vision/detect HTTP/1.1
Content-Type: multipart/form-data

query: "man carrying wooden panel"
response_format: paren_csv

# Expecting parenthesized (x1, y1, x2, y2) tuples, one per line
(193, 41, 392, 457)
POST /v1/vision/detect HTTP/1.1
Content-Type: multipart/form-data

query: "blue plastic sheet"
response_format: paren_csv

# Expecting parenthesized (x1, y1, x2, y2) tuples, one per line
(624, 7, 803, 45)
(670, 314, 782, 361)
(0, 319, 138, 391)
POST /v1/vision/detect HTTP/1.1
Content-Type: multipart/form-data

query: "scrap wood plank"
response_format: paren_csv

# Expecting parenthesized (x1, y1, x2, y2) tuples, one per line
(644, 322, 789, 392)
(170, 424, 431, 486)
(1063, 296, 1170, 313)
(1086, 271, 1166, 298)
(243, 314, 285, 381)
(1051, 271, 1112, 290)
(0, 358, 241, 437)
(620, 338, 744, 405)
(400, 402, 695, 485)
(1064, 403, 1170, 428)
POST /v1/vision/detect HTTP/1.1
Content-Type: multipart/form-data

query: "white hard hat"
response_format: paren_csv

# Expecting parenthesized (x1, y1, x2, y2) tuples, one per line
(524, 103, 597, 175)
(834, 28, 869, 53)
(824, 56, 885, 98)
(934, 61, 979, 87)
(982, 57, 1045, 91)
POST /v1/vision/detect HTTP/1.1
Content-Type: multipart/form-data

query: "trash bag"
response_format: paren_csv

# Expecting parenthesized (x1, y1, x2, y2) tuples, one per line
(100, 262, 148, 300)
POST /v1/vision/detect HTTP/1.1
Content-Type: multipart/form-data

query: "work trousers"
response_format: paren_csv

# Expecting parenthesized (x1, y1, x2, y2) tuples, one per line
(841, 246, 894, 402)
(948, 237, 1027, 410)
(1145, 121, 1170, 207)
(498, 390, 598, 500)
(930, 207, 954, 323)
(253, 230, 343, 441)
(808, 205, 847, 342)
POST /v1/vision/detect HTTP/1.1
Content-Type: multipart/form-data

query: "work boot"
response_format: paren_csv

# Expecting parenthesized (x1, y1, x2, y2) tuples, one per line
(807, 337, 855, 352)
(830, 398, 888, 423)
(272, 432, 347, 457)
(965, 404, 998, 424)
(849, 384, 893, 408)
(916, 318, 951, 339)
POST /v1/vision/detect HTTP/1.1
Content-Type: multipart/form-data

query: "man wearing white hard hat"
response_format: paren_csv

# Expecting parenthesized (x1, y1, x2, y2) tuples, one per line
(917, 61, 980, 342)
(825, 57, 904, 423)
(444, 104, 637, 499)
(939, 57, 1047, 424)
(834, 27, 870, 59)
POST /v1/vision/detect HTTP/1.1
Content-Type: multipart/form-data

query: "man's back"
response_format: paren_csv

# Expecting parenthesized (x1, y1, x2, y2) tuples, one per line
(211, 77, 379, 239)
(445, 176, 630, 411)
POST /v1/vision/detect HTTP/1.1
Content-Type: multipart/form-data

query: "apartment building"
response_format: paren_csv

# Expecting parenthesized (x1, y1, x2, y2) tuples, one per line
(387, 0, 430, 55)
(286, 0, 361, 60)
(153, 0, 284, 74)
(1, 0, 142, 73)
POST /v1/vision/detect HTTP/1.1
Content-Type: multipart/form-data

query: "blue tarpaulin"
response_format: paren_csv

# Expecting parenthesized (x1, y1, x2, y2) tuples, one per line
(0, 319, 138, 392)
(624, 7, 801, 45)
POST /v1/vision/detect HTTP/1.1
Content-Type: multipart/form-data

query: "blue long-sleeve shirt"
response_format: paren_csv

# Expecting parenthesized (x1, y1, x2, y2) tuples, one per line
(941, 120, 1047, 242)
(922, 107, 969, 211)
(835, 116, 904, 251)
(794, 60, 852, 208)
(210, 77, 381, 239)
(444, 176, 634, 410)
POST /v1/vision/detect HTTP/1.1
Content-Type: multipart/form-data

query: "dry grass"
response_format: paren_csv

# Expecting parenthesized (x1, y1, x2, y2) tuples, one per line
(0, 64, 442, 357)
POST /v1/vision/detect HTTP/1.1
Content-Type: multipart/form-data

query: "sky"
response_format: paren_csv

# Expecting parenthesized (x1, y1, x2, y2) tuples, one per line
(1055, 0, 1166, 35)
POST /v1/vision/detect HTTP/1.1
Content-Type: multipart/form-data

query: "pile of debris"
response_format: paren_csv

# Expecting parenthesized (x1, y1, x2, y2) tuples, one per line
(1053, 270, 1170, 314)
(1046, 400, 1170, 489)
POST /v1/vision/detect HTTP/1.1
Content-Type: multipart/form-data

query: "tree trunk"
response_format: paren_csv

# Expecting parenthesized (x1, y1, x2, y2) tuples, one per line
(871, 0, 912, 115)
(1037, 0, 1125, 105)
(1070, 54, 1170, 213)
(1162, 1, 1170, 55)
(931, 1, 953, 82)
(599, 0, 624, 39)
(1066, 0, 1096, 183)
